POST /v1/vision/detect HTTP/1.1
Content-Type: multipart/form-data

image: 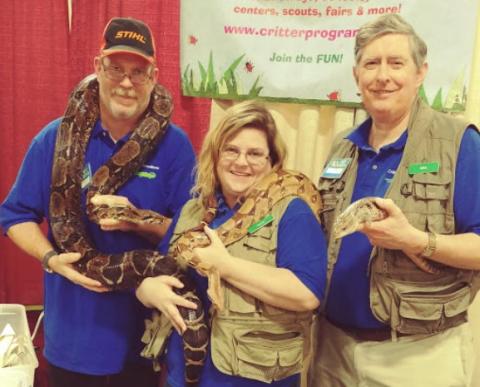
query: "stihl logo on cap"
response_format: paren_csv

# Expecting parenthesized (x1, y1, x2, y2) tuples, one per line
(115, 31, 146, 44)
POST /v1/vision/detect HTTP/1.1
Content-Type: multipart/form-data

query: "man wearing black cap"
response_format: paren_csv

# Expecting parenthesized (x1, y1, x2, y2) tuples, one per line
(0, 17, 196, 387)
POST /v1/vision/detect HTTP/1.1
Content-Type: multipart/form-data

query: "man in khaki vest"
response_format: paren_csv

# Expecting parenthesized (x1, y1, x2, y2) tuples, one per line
(310, 14, 480, 387)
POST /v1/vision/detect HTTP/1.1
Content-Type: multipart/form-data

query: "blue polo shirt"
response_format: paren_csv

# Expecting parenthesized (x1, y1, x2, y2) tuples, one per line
(326, 118, 480, 329)
(160, 194, 327, 387)
(0, 118, 196, 374)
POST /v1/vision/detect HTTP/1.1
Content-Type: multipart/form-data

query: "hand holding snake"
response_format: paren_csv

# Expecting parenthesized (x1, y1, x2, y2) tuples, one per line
(334, 197, 439, 274)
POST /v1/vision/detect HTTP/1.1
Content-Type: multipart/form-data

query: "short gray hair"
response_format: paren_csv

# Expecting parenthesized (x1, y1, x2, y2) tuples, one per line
(354, 14, 427, 68)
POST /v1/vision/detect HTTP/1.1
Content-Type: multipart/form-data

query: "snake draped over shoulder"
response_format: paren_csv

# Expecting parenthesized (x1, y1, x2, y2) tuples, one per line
(140, 168, 324, 380)
(49, 75, 323, 384)
(49, 75, 208, 386)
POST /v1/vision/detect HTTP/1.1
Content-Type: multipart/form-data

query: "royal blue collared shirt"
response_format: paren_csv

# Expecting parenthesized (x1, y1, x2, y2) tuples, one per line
(326, 118, 480, 329)
(0, 118, 196, 374)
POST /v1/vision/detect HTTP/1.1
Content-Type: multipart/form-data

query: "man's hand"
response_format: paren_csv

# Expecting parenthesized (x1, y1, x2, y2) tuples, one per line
(98, 218, 138, 232)
(91, 194, 170, 243)
(136, 276, 197, 335)
(49, 252, 109, 292)
(91, 195, 138, 232)
(360, 198, 428, 256)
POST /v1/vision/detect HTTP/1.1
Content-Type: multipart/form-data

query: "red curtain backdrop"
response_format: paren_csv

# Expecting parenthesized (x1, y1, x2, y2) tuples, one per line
(0, 0, 211, 304)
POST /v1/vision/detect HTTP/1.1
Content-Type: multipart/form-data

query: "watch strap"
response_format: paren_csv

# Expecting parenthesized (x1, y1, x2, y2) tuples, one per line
(42, 250, 57, 273)
(420, 232, 436, 258)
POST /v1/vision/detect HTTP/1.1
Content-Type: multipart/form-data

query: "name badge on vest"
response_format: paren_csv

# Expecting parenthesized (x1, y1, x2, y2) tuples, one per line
(408, 162, 440, 175)
(81, 163, 92, 190)
(248, 214, 274, 234)
(321, 158, 352, 179)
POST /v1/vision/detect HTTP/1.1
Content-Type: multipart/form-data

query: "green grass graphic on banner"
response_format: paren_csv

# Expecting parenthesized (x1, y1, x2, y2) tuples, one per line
(182, 52, 263, 99)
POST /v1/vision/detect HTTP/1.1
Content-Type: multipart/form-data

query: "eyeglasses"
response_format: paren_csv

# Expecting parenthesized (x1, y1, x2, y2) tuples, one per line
(220, 145, 270, 167)
(100, 57, 152, 85)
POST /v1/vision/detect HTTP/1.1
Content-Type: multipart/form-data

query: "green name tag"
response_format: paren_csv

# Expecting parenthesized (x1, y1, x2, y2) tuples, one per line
(248, 214, 274, 234)
(136, 171, 157, 179)
(408, 162, 440, 175)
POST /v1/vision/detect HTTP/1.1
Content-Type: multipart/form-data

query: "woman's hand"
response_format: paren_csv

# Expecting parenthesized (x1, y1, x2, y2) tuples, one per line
(136, 276, 197, 334)
(192, 226, 232, 275)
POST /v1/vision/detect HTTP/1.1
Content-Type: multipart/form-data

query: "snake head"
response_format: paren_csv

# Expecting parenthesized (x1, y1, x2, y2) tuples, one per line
(333, 219, 360, 240)
(333, 197, 387, 239)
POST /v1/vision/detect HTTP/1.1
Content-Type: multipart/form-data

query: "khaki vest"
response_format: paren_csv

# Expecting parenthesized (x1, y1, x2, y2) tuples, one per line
(318, 99, 479, 334)
(170, 197, 313, 383)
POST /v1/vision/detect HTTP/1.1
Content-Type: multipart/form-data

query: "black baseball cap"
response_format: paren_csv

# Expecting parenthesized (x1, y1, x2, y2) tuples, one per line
(101, 17, 156, 63)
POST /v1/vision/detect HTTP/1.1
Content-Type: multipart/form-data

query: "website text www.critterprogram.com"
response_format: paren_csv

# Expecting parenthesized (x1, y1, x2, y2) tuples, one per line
(223, 24, 358, 41)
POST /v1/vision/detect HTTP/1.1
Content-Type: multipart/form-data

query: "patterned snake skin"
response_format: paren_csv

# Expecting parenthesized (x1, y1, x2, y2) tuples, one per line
(49, 75, 208, 385)
(333, 197, 439, 274)
(86, 169, 323, 310)
(48, 75, 323, 385)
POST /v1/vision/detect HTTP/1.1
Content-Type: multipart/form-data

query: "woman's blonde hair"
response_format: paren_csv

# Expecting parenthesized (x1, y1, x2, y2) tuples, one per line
(192, 100, 287, 209)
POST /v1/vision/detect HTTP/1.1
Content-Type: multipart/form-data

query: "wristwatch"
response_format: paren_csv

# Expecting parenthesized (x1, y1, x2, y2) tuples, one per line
(42, 250, 57, 273)
(420, 232, 437, 258)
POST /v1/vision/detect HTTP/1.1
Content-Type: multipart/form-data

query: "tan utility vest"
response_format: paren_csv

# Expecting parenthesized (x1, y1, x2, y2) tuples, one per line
(169, 197, 313, 383)
(318, 99, 480, 335)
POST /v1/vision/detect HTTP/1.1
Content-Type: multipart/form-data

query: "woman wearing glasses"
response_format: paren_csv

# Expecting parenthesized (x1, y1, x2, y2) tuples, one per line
(136, 101, 328, 387)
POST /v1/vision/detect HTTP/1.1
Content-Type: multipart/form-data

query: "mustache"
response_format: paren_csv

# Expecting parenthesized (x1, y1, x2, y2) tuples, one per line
(112, 88, 136, 98)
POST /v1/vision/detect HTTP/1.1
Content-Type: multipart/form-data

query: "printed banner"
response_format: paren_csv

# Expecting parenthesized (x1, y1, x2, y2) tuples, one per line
(180, 0, 479, 110)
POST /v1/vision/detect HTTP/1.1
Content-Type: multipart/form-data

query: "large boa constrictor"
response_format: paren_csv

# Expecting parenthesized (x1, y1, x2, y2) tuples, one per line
(49, 75, 323, 384)
(49, 75, 208, 385)
(139, 168, 323, 376)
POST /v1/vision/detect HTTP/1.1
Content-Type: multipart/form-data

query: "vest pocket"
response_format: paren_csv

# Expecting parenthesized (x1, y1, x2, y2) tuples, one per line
(233, 329, 303, 382)
(400, 171, 454, 233)
(373, 278, 470, 335)
(211, 317, 308, 382)
(244, 226, 274, 252)
(397, 285, 470, 334)
(444, 288, 471, 317)
(407, 172, 452, 200)
(399, 297, 443, 320)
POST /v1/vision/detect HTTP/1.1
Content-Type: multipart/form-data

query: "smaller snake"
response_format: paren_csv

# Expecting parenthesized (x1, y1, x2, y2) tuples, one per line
(333, 197, 386, 239)
(89, 195, 168, 227)
(333, 197, 439, 274)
